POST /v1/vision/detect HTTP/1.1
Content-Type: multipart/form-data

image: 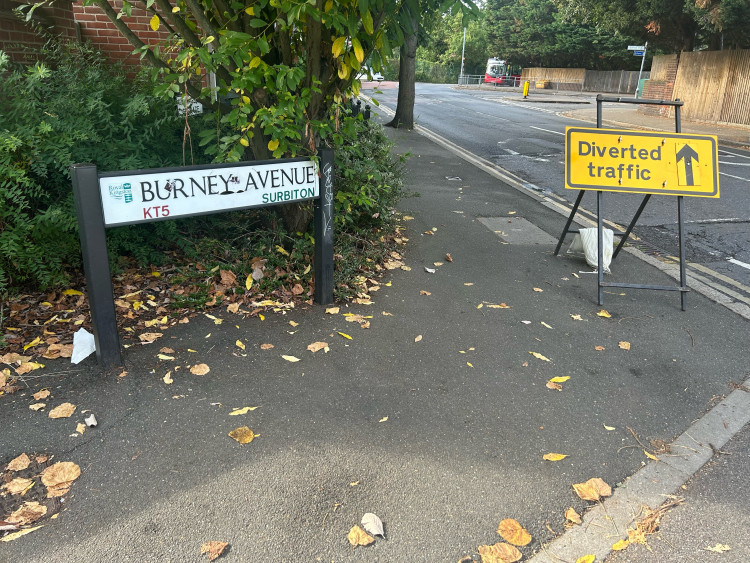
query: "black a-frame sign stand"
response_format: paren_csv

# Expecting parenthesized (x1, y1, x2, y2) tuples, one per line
(554, 95, 689, 311)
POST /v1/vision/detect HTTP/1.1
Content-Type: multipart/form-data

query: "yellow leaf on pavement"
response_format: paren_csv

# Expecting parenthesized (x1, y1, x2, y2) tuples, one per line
(379, 416, 388, 423)
(705, 544, 732, 553)
(347, 525, 375, 547)
(228, 426, 257, 444)
(0, 525, 43, 542)
(7, 501, 47, 525)
(23, 337, 42, 351)
(236, 340, 245, 351)
(163, 371, 173, 384)
(548, 376, 570, 384)
(307, 342, 329, 353)
(571, 314, 583, 320)
(245, 274, 253, 290)
(76, 423, 86, 435)
(529, 351, 551, 362)
(282, 355, 300, 362)
(612, 539, 629, 550)
(541, 321, 553, 329)
(597, 309, 611, 318)
(467, 362, 474, 368)
(619, 341, 631, 350)
(603, 424, 616, 431)
(337, 332, 352, 340)
(190, 363, 211, 375)
(157, 354, 174, 360)
(49, 402, 76, 419)
(644, 450, 659, 461)
(533, 287, 544, 292)
(229, 406, 259, 416)
(543, 453, 568, 461)
(497, 518, 531, 546)
(326, 307, 340, 314)
(414, 334, 423, 342)
(575, 556, 595, 563)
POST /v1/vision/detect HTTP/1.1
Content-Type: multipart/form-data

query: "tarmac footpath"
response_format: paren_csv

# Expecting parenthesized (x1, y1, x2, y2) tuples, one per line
(2, 125, 749, 562)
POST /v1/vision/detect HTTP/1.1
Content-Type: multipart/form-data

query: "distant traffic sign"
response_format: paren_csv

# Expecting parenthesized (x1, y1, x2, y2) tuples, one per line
(633, 50, 644, 56)
(565, 127, 719, 197)
(627, 45, 646, 50)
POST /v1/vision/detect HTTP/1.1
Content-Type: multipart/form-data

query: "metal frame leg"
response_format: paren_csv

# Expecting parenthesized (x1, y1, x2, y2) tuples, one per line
(613, 194, 651, 260)
(597, 191, 604, 306)
(678, 196, 687, 311)
(554, 190, 585, 256)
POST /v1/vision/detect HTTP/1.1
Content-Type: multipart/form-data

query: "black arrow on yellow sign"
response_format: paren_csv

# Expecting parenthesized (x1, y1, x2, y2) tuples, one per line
(676, 144, 699, 186)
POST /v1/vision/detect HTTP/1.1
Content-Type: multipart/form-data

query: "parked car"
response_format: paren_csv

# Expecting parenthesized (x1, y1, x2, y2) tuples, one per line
(357, 67, 384, 82)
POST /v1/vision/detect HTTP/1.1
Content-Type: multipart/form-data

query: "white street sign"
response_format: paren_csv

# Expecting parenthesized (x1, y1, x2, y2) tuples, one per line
(627, 45, 646, 50)
(99, 160, 319, 227)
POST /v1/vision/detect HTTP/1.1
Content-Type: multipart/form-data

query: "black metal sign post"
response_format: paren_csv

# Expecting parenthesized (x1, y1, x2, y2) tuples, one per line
(72, 164, 122, 367)
(72, 153, 335, 368)
(554, 95, 720, 311)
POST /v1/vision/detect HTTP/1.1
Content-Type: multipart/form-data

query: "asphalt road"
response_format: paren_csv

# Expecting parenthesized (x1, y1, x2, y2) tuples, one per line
(364, 82, 750, 301)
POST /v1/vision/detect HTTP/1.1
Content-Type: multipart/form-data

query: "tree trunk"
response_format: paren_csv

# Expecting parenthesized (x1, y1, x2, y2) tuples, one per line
(386, 12, 418, 129)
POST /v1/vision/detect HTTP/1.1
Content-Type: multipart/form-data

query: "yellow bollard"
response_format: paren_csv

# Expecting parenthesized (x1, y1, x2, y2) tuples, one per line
(523, 80, 529, 98)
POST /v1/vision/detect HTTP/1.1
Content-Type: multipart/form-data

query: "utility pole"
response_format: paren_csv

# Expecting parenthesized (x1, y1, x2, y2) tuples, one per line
(459, 27, 466, 84)
(635, 41, 648, 99)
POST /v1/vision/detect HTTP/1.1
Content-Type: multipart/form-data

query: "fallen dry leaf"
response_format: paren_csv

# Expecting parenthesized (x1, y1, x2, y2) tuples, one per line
(157, 354, 174, 361)
(420, 290, 431, 295)
(573, 477, 612, 502)
(533, 287, 544, 292)
(281, 355, 300, 362)
(529, 351, 551, 362)
(76, 423, 86, 435)
(597, 309, 611, 318)
(307, 342, 329, 353)
(603, 424, 616, 431)
(228, 426, 257, 444)
(337, 332, 352, 340)
(41, 461, 81, 497)
(7, 453, 31, 472)
(543, 453, 568, 461)
(446, 253, 453, 262)
(477, 542, 522, 563)
(325, 307, 340, 314)
(347, 525, 375, 547)
(4, 477, 33, 495)
(497, 518, 531, 546)
(644, 450, 659, 461)
(235, 340, 245, 351)
(190, 364, 211, 375)
(595, 345, 605, 351)
(219, 269, 236, 287)
(570, 314, 583, 321)
(546, 381, 562, 391)
(49, 402, 76, 419)
(361, 513, 385, 538)
(200, 540, 229, 561)
(565, 507, 582, 524)
(414, 335, 423, 342)
(15, 362, 44, 375)
(138, 332, 163, 343)
(228, 406, 259, 416)
(378, 416, 388, 423)
(7, 501, 47, 525)
(705, 544, 731, 553)
(33, 389, 50, 401)
(260, 343, 274, 350)
(575, 556, 594, 563)
(619, 341, 631, 350)
(163, 371, 173, 384)
(227, 302, 240, 314)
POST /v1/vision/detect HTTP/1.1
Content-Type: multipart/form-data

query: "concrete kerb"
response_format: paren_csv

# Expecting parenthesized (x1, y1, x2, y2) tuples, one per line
(364, 93, 750, 559)
(529, 375, 750, 562)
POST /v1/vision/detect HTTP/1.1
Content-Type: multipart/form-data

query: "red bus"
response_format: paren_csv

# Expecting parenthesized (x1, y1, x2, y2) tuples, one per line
(484, 58, 521, 86)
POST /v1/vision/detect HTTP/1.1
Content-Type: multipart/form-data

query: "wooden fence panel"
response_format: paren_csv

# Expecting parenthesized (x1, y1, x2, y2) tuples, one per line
(583, 70, 645, 93)
(520, 67, 586, 82)
(719, 51, 750, 125)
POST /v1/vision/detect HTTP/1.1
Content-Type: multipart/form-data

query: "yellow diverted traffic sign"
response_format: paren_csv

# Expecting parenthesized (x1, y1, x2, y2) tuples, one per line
(565, 127, 719, 198)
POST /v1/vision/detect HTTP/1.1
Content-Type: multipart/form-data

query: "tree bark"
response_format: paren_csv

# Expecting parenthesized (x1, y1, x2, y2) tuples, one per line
(386, 12, 418, 130)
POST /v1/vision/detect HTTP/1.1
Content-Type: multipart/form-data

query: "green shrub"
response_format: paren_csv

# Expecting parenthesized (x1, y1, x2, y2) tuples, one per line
(0, 39, 211, 292)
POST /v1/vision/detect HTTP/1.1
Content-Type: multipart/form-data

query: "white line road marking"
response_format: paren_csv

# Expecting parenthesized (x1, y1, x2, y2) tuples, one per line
(719, 161, 750, 166)
(719, 149, 750, 159)
(729, 257, 750, 270)
(720, 172, 750, 182)
(529, 125, 564, 136)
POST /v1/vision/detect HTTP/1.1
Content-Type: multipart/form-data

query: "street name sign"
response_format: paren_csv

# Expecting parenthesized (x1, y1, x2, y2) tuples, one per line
(627, 45, 646, 50)
(99, 159, 318, 227)
(565, 127, 719, 198)
(633, 50, 644, 56)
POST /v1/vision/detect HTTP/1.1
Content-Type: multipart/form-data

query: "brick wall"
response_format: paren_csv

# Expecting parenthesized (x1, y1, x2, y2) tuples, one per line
(1, 0, 77, 64)
(639, 54, 680, 117)
(72, 0, 171, 69)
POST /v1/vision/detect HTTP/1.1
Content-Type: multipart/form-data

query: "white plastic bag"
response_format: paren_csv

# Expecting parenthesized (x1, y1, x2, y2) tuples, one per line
(71, 328, 96, 364)
(567, 227, 613, 273)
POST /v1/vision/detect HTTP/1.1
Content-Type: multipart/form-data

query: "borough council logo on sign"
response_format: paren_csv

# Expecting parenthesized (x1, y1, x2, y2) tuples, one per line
(565, 127, 719, 198)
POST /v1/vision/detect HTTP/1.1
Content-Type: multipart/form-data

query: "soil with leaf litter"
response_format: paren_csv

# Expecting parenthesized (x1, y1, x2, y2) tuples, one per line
(1, 454, 63, 537)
